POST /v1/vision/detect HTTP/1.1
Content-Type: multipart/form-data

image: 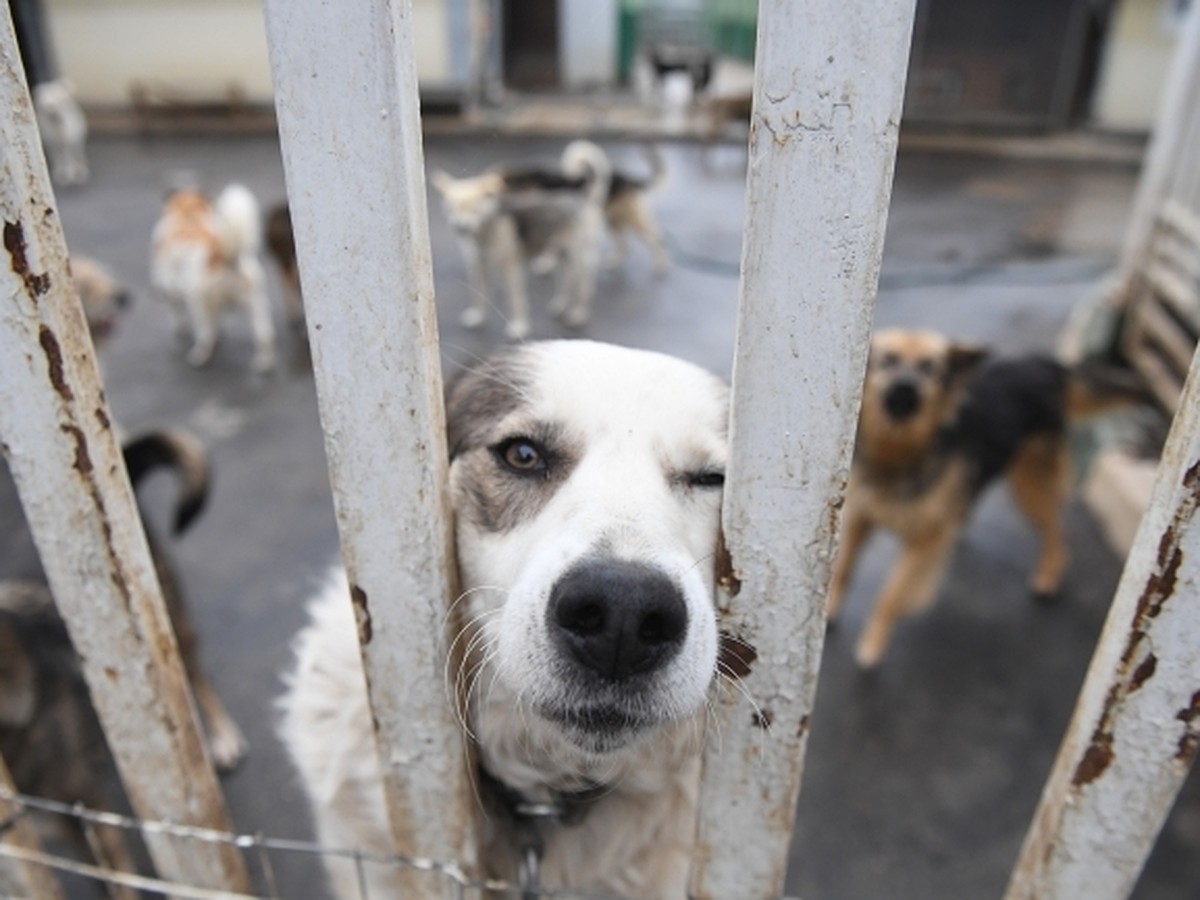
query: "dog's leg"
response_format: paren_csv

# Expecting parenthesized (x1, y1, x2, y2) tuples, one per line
(460, 242, 490, 330)
(493, 228, 530, 340)
(184, 293, 218, 367)
(605, 226, 632, 271)
(242, 261, 277, 374)
(855, 529, 956, 668)
(630, 199, 670, 276)
(1008, 434, 1071, 602)
(827, 509, 873, 624)
(193, 677, 248, 771)
(558, 235, 601, 330)
(71, 817, 139, 900)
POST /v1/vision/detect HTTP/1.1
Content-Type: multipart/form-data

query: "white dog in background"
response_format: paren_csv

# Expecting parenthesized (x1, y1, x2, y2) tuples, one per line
(280, 340, 730, 898)
(33, 78, 89, 187)
(150, 183, 276, 374)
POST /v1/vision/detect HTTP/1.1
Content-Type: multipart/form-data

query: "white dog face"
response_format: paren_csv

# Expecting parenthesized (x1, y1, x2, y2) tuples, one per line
(447, 341, 727, 755)
(431, 170, 505, 237)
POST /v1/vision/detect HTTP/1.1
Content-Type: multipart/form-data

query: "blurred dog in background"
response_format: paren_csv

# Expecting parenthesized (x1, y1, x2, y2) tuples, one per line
(828, 328, 1146, 668)
(432, 140, 612, 340)
(0, 427, 246, 894)
(151, 182, 275, 373)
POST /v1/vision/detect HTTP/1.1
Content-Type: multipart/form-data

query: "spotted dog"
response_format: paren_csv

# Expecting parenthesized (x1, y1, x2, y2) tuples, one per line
(150, 183, 275, 373)
(281, 340, 730, 898)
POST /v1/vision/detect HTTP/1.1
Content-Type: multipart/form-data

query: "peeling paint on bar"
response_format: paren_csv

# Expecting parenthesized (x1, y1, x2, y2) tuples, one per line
(689, 0, 917, 895)
(263, 0, 478, 889)
(0, 6, 248, 890)
(1008, 327, 1200, 899)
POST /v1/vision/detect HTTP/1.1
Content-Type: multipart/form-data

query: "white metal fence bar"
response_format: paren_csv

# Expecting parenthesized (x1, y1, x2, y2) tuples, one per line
(689, 0, 917, 896)
(1005, 342, 1200, 899)
(262, 0, 477, 891)
(0, 9, 248, 892)
(0, 757, 64, 900)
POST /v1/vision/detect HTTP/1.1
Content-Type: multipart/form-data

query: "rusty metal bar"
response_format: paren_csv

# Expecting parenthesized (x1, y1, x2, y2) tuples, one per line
(0, 6, 248, 891)
(262, 0, 477, 891)
(1005, 335, 1200, 897)
(688, 0, 917, 896)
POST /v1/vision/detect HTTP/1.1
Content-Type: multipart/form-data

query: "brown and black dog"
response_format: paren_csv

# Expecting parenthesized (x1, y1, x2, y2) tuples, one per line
(828, 328, 1144, 668)
(0, 429, 245, 891)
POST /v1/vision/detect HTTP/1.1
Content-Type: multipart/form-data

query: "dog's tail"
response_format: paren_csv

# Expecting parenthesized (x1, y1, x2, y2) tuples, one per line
(562, 140, 612, 206)
(1065, 360, 1152, 420)
(215, 183, 263, 259)
(122, 429, 211, 535)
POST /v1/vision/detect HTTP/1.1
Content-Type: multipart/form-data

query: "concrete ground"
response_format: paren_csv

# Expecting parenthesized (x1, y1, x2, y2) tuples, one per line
(2, 130, 1197, 899)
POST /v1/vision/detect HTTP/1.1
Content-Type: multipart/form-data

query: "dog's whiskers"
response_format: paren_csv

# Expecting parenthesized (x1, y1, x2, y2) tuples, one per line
(714, 662, 771, 736)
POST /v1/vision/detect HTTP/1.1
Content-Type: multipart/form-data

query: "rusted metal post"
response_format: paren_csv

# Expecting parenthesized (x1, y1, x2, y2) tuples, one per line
(263, 0, 477, 891)
(0, 759, 64, 900)
(0, 6, 248, 891)
(1005, 345, 1200, 898)
(689, 0, 917, 896)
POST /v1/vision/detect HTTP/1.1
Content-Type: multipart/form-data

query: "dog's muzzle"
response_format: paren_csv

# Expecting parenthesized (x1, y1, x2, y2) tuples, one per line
(547, 558, 688, 683)
(883, 380, 921, 421)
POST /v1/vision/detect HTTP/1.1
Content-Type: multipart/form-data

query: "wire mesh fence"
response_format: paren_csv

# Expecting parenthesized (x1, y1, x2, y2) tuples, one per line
(0, 787, 808, 900)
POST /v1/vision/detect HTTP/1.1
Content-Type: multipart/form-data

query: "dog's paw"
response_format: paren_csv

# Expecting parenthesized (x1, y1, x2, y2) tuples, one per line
(186, 345, 214, 367)
(251, 353, 276, 376)
(208, 723, 249, 773)
(1031, 589, 1060, 606)
(854, 636, 885, 670)
(562, 307, 590, 329)
(505, 319, 531, 341)
(547, 294, 570, 318)
(460, 307, 487, 329)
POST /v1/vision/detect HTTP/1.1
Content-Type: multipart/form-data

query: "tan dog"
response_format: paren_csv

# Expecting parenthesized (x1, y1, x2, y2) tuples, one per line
(829, 328, 1143, 668)
(151, 184, 275, 373)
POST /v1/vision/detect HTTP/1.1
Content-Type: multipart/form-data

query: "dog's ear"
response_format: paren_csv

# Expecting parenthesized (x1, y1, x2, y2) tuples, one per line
(946, 343, 988, 380)
(430, 170, 455, 194)
(0, 622, 36, 728)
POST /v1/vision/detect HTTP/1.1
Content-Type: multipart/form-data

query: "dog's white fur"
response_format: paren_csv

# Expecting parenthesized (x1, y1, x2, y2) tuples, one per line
(432, 141, 612, 340)
(280, 340, 729, 898)
(33, 78, 89, 187)
(150, 184, 275, 373)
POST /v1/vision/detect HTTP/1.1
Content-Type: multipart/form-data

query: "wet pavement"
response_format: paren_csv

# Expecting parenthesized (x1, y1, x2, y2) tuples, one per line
(1, 130, 1196, 899)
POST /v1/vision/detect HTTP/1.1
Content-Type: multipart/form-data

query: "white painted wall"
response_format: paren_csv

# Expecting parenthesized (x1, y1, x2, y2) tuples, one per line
(1093, 0, 1186, 130)
(560, 0, 618, 87)
(42, 0, 453, 107)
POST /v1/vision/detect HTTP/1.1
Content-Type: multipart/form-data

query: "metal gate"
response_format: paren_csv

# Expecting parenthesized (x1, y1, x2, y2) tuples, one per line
(0, 0, 1197, 897)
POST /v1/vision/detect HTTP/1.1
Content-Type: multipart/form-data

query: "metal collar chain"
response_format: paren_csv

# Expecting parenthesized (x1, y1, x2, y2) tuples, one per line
(479, 766, 607, 898)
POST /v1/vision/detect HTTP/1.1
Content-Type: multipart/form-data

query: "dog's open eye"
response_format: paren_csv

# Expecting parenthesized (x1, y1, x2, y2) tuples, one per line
(877, 351, 901, 369)
(686, 470, 725, 489)
(916, 358, 937, 376)
(495, 438, 548, 476)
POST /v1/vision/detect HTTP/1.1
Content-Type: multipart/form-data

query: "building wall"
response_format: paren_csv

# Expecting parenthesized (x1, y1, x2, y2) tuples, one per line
(560, 0, 618, 87)
(1092, 0, 1187, 130)
(43, 0, 454, 107)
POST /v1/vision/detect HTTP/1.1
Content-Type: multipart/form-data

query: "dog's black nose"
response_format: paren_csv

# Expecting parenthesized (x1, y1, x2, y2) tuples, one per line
(883, 381, 921, 421)
(549, 560, 688, 682)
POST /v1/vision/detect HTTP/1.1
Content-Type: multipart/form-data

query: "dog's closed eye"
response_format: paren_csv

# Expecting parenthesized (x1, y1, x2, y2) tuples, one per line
(683, 469, 725, 489)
